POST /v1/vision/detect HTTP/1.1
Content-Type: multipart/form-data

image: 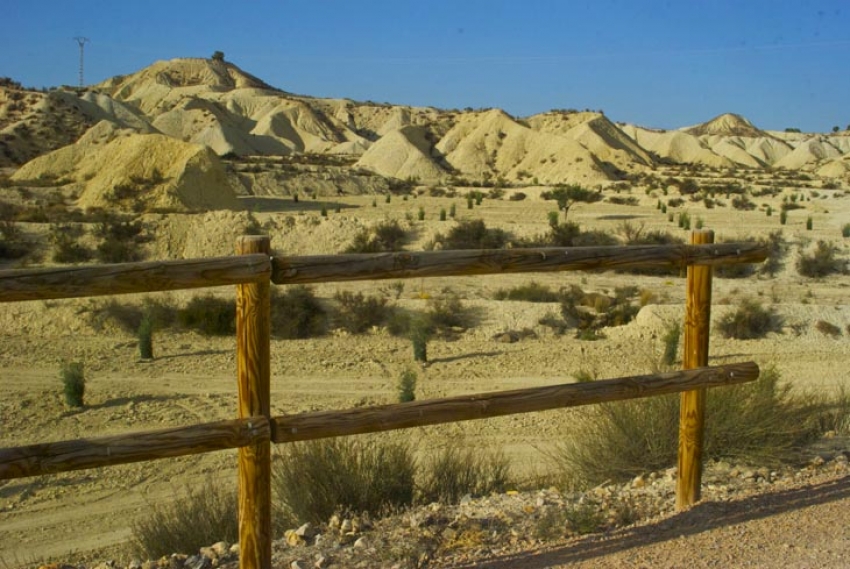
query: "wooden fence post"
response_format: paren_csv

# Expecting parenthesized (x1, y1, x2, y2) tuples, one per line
(236, 236, 272, 569)
(677, 229, 714, 510)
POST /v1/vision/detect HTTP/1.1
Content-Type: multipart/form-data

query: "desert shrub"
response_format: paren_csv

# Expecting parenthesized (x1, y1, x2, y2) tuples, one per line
(815, 320, 842, 337)
(410, 316, 431, 362)
(842, 223, 850, 238)
(417, 442, 511, 504)
(427, 293, 470, 335)
(717, 299, 783, 340)
(50, 223, 91, 264)
(178, 294, 236, 336)
(560, 285, 639, 339)
(131, 481, 238, 557)
(660, 321, 680, 366)
(93, 218, 146, 263)
(509, 192, 526, 201)
(138, 315, 154, 359)
(0, 220, 28, 260)
(667, 197, 684, 208)
(431, 219, 509, 250)
(271, 286, 326, 339)
(731, 195, 756, 210)
(60, 361, 85, 407)
(541, 185, 602, 218)
(758, 231, 787, 278)
(796, 240, 847, 278)
(345, 220, 407, 253)
(273, 437, 415, 526)
(493, 281, 560, 302)
(552, 367, 830, 489)
(333, 291, 389, 334)
(398, 368, 417, 402)
(94, 298, 177, 334)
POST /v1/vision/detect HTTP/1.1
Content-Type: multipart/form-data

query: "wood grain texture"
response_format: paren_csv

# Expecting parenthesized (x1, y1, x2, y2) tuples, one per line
(0, 417, 269, 480)
(677, 230, 715, 510)
(236, 236, 272, 569)
(272, 362, 758, 443)
(0, 254, 271, 303)
(271, 242, 767, 285)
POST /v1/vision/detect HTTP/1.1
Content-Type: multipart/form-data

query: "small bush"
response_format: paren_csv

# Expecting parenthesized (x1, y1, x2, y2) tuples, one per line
(552, 367, 830, 489)
(493, 281, 559, 302)
(60, 361, 85, 407)
(345, 220, 407, 253)
(842, 223, 850, 238)
(271, 286, 327, 339)
(50, 223, 91, 264)
(417, 442, 511, 504)
(178, 294, 236, 336)
(138, 315, 153, 359)
(427, 293, 470, 335)
(717, 299, 783, 340)
(273, 437, 415, 526)
(398, 368, 417, 402)
(93, 218, 146, 263)
(431, 219, 509, 250)
(131, 481, 237, 557)
(334, 291, 389, 334)
(796, 240, 847, 278)
(660, 321, 680, 366)
(410, 317, 431, 362)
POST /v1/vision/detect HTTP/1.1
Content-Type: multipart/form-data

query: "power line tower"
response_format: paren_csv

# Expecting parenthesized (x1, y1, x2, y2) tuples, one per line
(73, 37, 89, 88)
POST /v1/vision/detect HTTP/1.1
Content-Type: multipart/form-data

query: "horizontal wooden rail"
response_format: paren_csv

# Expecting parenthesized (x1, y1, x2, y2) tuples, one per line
(272, 362, 759, 443)
(0, 417, 270, 480)
(271, 243, 768, 284)
(0, 254, 272, 303)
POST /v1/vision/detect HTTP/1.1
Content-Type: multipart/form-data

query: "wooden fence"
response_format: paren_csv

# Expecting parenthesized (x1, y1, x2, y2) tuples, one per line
(0, 231, 767, 569)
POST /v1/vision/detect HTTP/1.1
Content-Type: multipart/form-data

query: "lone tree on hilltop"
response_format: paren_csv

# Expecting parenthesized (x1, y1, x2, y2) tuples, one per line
(211, 51, 225, 62)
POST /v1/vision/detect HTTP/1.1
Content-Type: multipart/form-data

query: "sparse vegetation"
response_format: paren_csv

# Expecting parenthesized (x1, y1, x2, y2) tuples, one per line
(429, 219, 509, 250)
(60, 361, 86, 408)
(493, 282, 560, 302)
(333, 291, 389, 334)
(131, 481, 237, 557)
(177, 294, 236, 336)
(271, 286, 327, 339)
(717, 299, 783, 340)
(552, 367, 841, 490)
(418, 442, 511, 505)
(398, 368, 417, 402)
(796, 240, 847, 278)
(815, 320, 842, 338)
(345, 220, 407, 253)
(273, 437, 416, 526)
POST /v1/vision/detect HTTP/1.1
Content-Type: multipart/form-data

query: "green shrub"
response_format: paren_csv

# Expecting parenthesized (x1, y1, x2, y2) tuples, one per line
(50, 223, 91, 264)
(410, 317, 430, 362)
(271, 286, 327, 339)
(431, 219, 509, 250)
(660, 321, 680, 366)
(60, 361, 85, 407)
(273, 437, 415, 526)
(417, 442, 511, 504)
(398, 368, 417, 402)
(418, 206, 425, 221)
(345, 220, 407, 253)
(93, 218, 146, 263)
(449, 203, 456, 218)
(780, 210, 787, 225)
(178, 294, 236, 336)
(806, 216, 813, 230)
(552, 367, 831, 489)
(547, 211, 560, 228)
(320, 206, 327, 217)
(842, 223, 850, 238)
(131, 481, 237, 557)
(138, 315, 153, 359)
(439, 208, 446, 221)
(493, 281, 559, 302)
(427, 293, 470, 335)
(333, 291, 389, 334)
(796, 240, 847, 278)
(717, 299, 783, 339)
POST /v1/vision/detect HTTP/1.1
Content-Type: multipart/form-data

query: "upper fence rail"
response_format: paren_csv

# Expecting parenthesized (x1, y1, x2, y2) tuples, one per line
(0, 243, 768, 303)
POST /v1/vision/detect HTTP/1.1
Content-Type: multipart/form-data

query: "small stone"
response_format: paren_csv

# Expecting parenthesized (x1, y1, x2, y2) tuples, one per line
(353, 536, 368, 549)
(290, 561, 306, 569)
(632, 475, 646, 488)
(184, 555, 211, 569)
(296, 522, 317, 539)
(328, 514, 341, 530)
(229, 543, 240, 555)
(340, 518, 353, 533)
(129, 560, 143, 569)
(314, 554, 329, 569)
(286, 529, 306, 546)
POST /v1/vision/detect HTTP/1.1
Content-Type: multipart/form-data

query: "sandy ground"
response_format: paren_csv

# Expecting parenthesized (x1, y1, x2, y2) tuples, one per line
(1, 179, 849, 565)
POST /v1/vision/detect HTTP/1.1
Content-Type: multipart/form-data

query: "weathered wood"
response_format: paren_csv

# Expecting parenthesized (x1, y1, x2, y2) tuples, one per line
(272, 362, 758, 443)
(236, 236, 272, 569)
(677, 230, 715, 510)
(0, 254, 271, 303)
(271, 243, 767, 285)
(0, 417, 270, 481)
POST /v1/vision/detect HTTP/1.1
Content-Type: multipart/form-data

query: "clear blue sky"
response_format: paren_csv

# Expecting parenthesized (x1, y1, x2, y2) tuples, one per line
(3, 0, 849, 132)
